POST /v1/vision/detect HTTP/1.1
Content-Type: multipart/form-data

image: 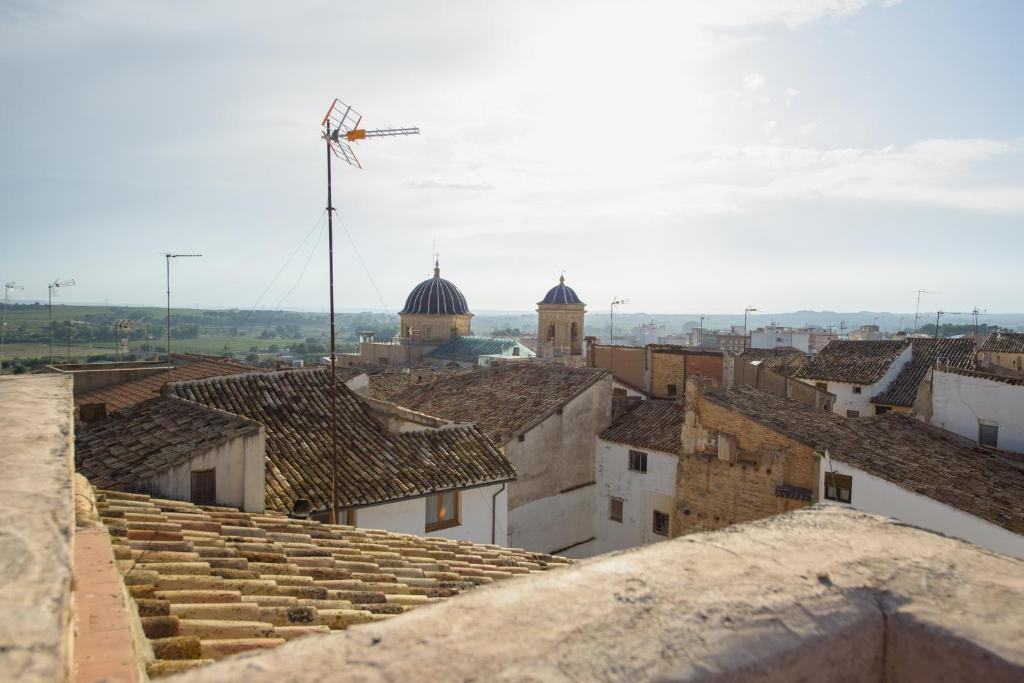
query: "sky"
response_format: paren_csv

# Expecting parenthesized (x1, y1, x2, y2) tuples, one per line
(1, 0, 1023, 316)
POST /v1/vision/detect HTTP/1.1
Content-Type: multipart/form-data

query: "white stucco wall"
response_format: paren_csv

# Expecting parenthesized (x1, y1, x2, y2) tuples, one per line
(594, 439, 678, 555)
(143, 429, 266, 512)
(749, 330, 810, 354)
(508, 483, 596, 556)
(929, 371, 1024, 453)
(354, 483, 508, 546)
(820, 459, 1024, 559)
(806, 346, 911, 416)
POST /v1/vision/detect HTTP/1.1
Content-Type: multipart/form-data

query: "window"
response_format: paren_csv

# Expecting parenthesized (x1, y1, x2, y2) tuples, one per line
(450, 327, 458, 339)
(512, 347, 520, 357)
(609, 497, 623, 523)
(424, 326, 433, 340)
(628, 449, 648, 473)
(979, 422, 999, 448)
(852, 386, 862, 394)
(875, 406, 891, 415)
(613, 387, 627, 398)
(846, 410, 860, 417)
(190, 469, 216, 505)
(341, 509, 357, 526)
(425, 491, 460, 531)
(570, 322, 578, 342)
(824, 472, 853, 503)
(652, 510, 670, 536)
(667, 384, 678, 397)
(547, 323, 556, 341)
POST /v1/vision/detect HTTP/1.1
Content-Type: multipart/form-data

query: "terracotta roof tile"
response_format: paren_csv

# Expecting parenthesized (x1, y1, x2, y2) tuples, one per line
(91, 487, 569, 678)
(980, 331, 1024, 354)
(168, 369, 515, 513)
(701, 384, 1024, 534)
(795, 340, 909, 384)
(600, 400, 683, 454)
(368, 367, 473, 401)
(387, 364, 610, 444)
(871, 338, 976, 407)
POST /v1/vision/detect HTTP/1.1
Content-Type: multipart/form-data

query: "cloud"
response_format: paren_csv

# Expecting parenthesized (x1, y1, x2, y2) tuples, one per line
(742, 72, 766, 91)
(404, 177, 494, 191)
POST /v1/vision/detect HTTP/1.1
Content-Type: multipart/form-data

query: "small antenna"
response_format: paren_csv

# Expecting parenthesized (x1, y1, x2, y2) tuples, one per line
(48, 278, 76, 363)
(0, 281, 24, 375)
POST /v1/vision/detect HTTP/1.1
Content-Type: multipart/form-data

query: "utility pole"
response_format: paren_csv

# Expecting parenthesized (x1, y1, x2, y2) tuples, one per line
(48, 278, 75, 363)
(698, 314, 705, 350)
(320, 98, 419, 523)
(1, 282, 23, 375)
(914, 290, 931, 333)
(165, 254, 202, 379)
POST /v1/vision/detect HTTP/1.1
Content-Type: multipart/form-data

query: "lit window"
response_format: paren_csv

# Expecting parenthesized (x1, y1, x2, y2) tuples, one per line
(979, 422, 999, 448)
(190, 469, 216, 505)
(425, 491, 460, 531)
(824, 472, 852, 504)
(652, 510, 670, 536)
(628, 449, 648, 473)
(609, 497, 623, 522)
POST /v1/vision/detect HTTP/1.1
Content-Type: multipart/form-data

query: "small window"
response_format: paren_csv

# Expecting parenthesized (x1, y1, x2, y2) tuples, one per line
(628, 449, 648, 473)
(547, 324, 555, 341)
(852, 386, 862, 394)
(512, 346, 520, 357)
(666, 384, 678, 397)
(190, 469, 216, 505)
(425, 491, 460, 531)
(824, 472, 853, 503)
(609, 497, 623, 522)
(875, 406, 891, 415)
(846, 410, 860, 417)
(518, 433, 525, 442)
(425, 326, 433, 340)
(652, 510, 670, 536)
(450, 326, 458, 339)
(613, 387, 627, 398)
(979, 423, 999, 448)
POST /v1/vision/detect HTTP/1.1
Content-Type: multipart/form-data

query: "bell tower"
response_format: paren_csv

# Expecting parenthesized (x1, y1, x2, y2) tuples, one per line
(537, 274, 586, 360)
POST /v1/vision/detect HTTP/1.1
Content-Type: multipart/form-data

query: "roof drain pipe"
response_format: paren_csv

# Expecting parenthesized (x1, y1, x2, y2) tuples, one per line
(491, 482, 507, 546)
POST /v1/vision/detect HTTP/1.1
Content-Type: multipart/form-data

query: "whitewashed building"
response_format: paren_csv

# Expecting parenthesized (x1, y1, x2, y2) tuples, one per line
(918, 367, 1024, 453)
(749, 326, 811, 354)
(795, 340, 912, 416)
(595, 400, 682, 554)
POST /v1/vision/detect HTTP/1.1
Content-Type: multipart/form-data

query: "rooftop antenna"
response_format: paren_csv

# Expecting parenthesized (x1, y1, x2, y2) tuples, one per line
(165, 254, 202, 379)
(1, 281, 24, 375)
(970, 306, 989, 339)
(914, 290, 931, 333)
(48, 278, 75, 363)
(116, 319, 133, 361)
(321, 98, 419, 523)
(934, 309, 964, 339)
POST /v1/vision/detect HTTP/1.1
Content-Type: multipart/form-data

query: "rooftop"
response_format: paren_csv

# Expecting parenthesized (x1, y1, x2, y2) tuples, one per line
(166, 368, 515, 513)
(871, 337, 977, 407)
(599, 399, 683, 454)
(368, 366, 473, 401)
(427, 335, 532, 363)
(795, 339, 909, 384)
(387, 363, 610, 444)
(701, 384, 1024, 534)
(538, 274, 584, 306)
(399, 262, 471, 316)
(937, 365, 1024, 386)
(980, 330, 1024, 354)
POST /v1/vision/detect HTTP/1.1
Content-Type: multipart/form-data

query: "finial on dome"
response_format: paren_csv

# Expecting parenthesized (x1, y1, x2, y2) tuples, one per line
(434, 259, 440, 278)
(559, 273, 565, 285)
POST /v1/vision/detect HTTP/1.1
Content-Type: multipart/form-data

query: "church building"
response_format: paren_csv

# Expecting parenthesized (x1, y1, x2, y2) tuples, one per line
(537, 275, 586, 363)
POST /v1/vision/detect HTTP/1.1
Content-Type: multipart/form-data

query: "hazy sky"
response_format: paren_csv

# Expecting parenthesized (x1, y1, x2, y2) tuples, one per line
(2, 0, 1023, 315)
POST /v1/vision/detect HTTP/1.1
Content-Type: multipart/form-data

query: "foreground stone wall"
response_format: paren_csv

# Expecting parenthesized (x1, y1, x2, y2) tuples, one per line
(166, 507, 1024, 683)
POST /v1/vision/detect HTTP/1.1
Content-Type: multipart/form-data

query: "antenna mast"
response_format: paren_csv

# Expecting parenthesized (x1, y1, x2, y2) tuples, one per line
(48, 278, 75, 363)
(1, 282, 24, 375)
(165, 254, 202, 379)
(321, 98, 419, 523)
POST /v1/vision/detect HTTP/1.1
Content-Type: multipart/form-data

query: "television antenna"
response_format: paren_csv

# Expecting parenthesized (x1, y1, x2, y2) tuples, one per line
(934, 309, 964, 339)
(913, 290, 931, 333)
(1, 281, 24, 375)
(115, 319, 133, 361)
(321, 98, 419, 523)
(165, 254, 202, 379)
(48, 278, 75, 363)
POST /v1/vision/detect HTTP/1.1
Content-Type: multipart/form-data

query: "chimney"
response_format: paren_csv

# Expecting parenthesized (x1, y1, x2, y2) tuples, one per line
(80, 403, 108, 424)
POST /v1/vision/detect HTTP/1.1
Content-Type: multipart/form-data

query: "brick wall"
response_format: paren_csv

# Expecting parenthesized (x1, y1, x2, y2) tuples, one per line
(588, 345, 645, 391)
(650, 351, 723, 399)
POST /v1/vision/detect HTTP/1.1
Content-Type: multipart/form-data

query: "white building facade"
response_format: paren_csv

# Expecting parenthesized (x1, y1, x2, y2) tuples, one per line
(594, 438, 677, 554)
(924, 369, 1024, 453)
(749, 326, 811, 354)
(802, 345, 911, 417)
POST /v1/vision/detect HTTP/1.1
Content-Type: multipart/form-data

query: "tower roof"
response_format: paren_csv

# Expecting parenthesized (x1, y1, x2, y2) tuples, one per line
(400, 261, 471, 316)
(539, 275, 584, 305)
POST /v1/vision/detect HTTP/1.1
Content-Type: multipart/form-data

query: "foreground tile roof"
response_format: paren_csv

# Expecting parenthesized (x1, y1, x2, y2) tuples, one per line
(167, 369, 515, 513)
(701, 384, 1024, 534)
(980, 331, 1024, 354)
(76, 397, 262, 490)
(76, 354, 258, 414)
(871, 337, 976, 407)
(599, 400, 683, 454)
(387, 364, 610, 444)
(368, 367, 473, 401)
(795, 340, 909, 385)
(427, 336, 532, 363)
(93, 488, 569, 678)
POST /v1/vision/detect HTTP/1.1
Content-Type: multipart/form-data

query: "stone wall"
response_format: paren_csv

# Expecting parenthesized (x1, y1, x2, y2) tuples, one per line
(649, 349, 723, 399)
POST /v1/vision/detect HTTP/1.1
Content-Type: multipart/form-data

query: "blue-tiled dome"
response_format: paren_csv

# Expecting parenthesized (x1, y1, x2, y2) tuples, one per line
(401, 262, 471, 315)
(539, 275, 584, 305)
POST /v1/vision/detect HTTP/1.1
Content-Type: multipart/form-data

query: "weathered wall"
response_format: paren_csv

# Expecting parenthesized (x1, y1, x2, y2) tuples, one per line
(648, 349, 723, 399)
(537, 303, 585, 357)
(38, 363, 167, 395)
(355, 484, 507, 546)
(928, 370, 1024, 453)
(508, 483, 595, 556)
(588, 345, 645, 392)
(398, 313, 472, 342)
(594, 439, 677, 554)
(0, 375, 75, 683)
(982, 350, 1024, 372)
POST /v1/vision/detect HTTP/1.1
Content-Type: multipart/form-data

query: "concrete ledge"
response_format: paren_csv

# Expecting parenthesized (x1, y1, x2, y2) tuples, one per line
(0, 375, 76, 683)
(166, 506, 1024, 683)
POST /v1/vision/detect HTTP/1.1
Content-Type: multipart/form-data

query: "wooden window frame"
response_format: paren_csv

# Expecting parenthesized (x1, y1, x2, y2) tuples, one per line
(628, 449, 648, 473)
(979, 422, 999, 448)
(824, 472, 853, 504)
(190, 469, 216, 505)
(652, 510, 670, 536)
(609, 497, 623, 523)
(425, 490, 461, 532)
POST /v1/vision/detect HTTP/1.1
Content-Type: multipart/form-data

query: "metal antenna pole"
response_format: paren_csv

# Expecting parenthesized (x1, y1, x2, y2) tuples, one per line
(49, 284, 53, 363)
(165, 254, 202, 380)
(1, 282, 22, 375)
(326, 119, 339, 524)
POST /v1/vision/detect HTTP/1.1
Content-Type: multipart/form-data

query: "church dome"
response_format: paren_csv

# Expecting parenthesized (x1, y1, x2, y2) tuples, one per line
(539, 275, 584, 305)
(400, 262, 471, 315)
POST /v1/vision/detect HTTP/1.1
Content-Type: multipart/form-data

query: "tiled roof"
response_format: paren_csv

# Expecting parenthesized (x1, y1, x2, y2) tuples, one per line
(538, 276, 584, 305)
(76, 354, 258, 414)
(739, 347, 804, 365)
(400, 263, 470, 315)
(368, 367, 473, 401)
(76, 397, 262, 490)
(427, 336, 531, 363)
(388, 364, 610, 444)
(600, 400, 683, 454)
(92, 487, 569, 678)
(980, 331, 1024, 354)
(795, 340, 909, 385)
(168, 369, 515, 513)
(871, 338, 977, 407)
(701, 385, 1024, 534)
